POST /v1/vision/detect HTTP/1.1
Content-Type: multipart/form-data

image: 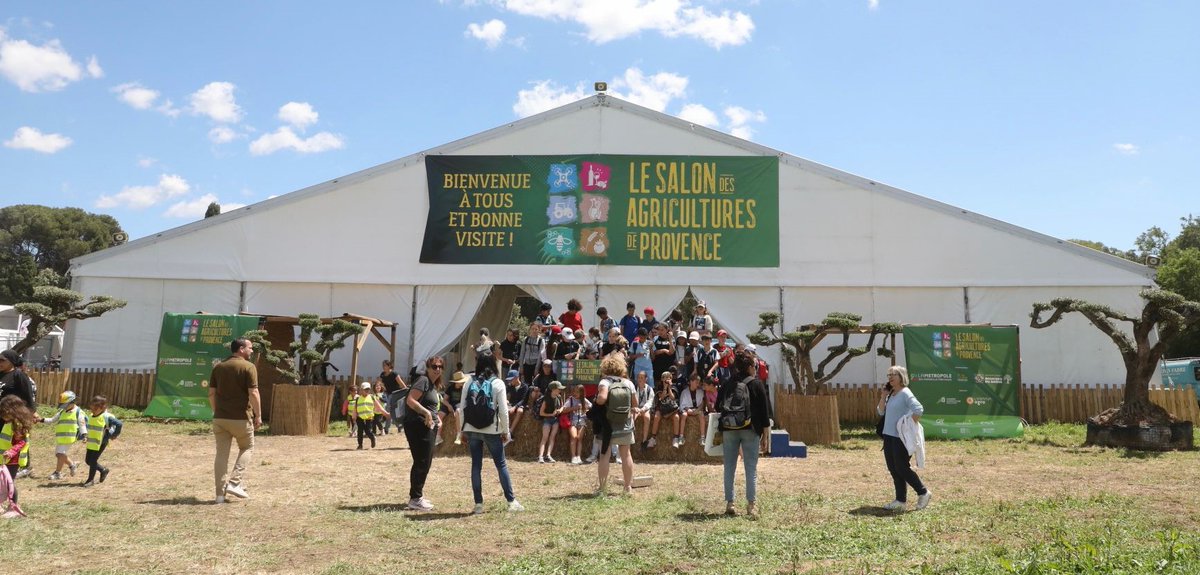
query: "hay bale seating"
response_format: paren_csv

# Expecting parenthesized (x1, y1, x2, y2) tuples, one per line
(432, 412, 721, 463)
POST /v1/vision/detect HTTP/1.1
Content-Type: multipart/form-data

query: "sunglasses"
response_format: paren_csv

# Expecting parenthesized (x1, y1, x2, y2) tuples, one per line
(430, 364, 444, 369)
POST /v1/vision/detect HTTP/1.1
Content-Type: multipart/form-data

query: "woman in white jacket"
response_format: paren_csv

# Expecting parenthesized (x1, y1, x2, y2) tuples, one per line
(458, 348, 524, 514)
(876, 366, 931, 512)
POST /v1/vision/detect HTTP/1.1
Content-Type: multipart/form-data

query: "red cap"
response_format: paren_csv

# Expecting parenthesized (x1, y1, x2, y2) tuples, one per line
(551, 325, 563, 334)
(644, 306, 655, 314)
(716, 329, 728, 337)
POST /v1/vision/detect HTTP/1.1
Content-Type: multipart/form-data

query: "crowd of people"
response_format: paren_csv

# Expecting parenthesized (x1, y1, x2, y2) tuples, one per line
(0, 296, 932, 520)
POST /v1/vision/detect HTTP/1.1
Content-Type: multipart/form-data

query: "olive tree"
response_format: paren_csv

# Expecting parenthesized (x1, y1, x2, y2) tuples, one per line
(749, 311, 900, 395)
(11, 286, 126, 354)
(243, 314, 363, 385)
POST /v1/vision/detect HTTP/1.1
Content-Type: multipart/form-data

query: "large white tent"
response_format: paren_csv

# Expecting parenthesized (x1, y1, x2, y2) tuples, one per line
(65, 95, 1153, 386)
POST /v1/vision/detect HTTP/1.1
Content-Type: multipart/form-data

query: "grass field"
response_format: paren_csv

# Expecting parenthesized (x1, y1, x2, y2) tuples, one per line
(3, 408, 1199, 574)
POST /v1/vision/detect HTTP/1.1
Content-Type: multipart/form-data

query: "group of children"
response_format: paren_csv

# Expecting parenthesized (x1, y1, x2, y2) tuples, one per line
(1, 390, 123, 516)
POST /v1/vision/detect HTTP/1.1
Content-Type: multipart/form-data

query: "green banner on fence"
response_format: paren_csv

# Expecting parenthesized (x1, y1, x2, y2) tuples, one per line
(144, 313, 261, 420)
(902, 325, 1024, 439)
(421, 155, 779, 267)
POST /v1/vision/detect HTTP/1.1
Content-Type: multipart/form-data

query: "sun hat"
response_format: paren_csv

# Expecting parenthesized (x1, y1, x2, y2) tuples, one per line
(449, 371, 470, 385)
(688, 331, 700, 341)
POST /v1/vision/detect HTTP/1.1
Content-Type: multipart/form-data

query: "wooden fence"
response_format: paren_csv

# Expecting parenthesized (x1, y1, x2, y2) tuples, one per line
(825, 384, 1200, 425)
(28, 368, 156, 410)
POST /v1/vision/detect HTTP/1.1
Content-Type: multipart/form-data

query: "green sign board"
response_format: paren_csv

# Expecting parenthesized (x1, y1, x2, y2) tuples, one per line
(902, 325, 1024, 439)
(144, 313, 261, 420)
(421, 155, 779, 267)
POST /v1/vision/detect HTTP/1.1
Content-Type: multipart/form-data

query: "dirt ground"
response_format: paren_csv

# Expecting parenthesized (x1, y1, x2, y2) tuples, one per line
(4, 422, 1200, 574)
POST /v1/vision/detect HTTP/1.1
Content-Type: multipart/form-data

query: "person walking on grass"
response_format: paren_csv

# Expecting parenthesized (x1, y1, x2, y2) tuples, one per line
(40, 391, 86, 480)
(457, 348, 524, 514)
(209, 338, 261, 504)
(877, 366, 931, 512)
(404, 356, 444, 512)
(351, 382, 387, 449)
(0, 395, 34, 505)
(716, 350, 772, 518)
(82, 395, 122, 487)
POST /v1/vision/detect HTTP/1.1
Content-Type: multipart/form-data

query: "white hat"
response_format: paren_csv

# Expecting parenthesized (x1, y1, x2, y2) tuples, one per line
(360, 381, 372, 390)
(746, 344, 757, 353)
(675, 330, 687, 339)
(562, 327, 576, 341)
(688, 331, 700, 340)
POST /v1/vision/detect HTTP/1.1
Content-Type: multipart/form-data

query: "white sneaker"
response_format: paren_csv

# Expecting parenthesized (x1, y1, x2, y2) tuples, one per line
(435, 435, 444, 446)
(537, 456, 546, 463)
(570, 456, 582, 465)
(646, 437, 657, 449)
(15, 468, 30, 479)
(916, 490, 933, 510)
(545, 455, 556, 463)
(883, 500, 906, 511)
(678, 436, 686, 447)
(615, 457, 623, 465)
(406, 497, 434, 511)
(508, 500, 525, 512)
(584, 455, 597, 464)
(224, 483, 249, 499)
(472, 503, 485, 515)
(215, 495, 226, 504)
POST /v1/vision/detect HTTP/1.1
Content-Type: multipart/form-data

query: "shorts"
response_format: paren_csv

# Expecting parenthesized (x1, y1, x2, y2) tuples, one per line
(56, 444, 73, 455)
(541, 418, 556, 428)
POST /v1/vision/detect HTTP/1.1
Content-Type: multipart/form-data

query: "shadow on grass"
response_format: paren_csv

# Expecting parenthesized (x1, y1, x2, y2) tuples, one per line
(340, 502, 413, 513)
(139, 496, 214, 506)
(1118, 449, 1166, 460)
(547, 492, 600, 502)
(676, 512, 724, 522)
(848, 506, 896, 517)
(39, 482, 87, 489)
(405, 511, 472, 521)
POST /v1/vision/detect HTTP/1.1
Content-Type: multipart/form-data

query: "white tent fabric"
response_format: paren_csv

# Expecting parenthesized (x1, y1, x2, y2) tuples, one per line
(62, 95, 1155, 386)
(690, 285, 783, 384)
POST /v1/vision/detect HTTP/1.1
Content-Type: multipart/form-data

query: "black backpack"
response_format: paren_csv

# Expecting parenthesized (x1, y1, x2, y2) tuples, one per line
(719, 376, 754, 430)
(462, 377, 497, 429)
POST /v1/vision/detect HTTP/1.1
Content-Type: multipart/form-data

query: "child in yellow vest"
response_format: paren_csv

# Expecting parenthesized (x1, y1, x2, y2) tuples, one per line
(82, 395, 123, 487)
(40, 391, 87, 480)
(352, 382, 387, 449)
(0, 395, 35, 504)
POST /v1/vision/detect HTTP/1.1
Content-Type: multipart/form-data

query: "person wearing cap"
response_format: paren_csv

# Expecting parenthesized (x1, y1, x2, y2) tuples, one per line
(692, 301, 714, 336)
(558, 298, 584, 333)
(619, 302, 641, 343)
(555, 327, 581, 360)
(532, 358, 558, 396)
(351, 381, 387, 449)
(40, 390, 87, 480)
(0, 349, 35, 410)
(673, 330, 690, 379)
(517, 324, 546, 385)
(209, 338, 261, 503)
(683, 331, 702, 380)
(650, 323, 675, 383)
(544, 324, 563, 360)
(536, 381, 566, 463)
(504, 370, 531, 436)
(642, 306, 660, 334)
(696, 333, 718, 386)
(441, 369, 471, 444)
(709, 330, 735, 384)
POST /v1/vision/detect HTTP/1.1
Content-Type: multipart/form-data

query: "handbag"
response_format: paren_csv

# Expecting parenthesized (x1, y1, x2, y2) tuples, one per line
(558, 413, 571, 430)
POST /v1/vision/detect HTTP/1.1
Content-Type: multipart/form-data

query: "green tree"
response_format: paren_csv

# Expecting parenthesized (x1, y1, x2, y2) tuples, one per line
(204, 202, 221, 218)
(749, 311, 900, 395)
(1030, 289, 1200, 428)
(1068, 239, 1136, 262)
(10, 286, 127, 354)
(0, 205, 124, 303)
(1156, 248, 1200, 356)
(243, 314, 363, 385)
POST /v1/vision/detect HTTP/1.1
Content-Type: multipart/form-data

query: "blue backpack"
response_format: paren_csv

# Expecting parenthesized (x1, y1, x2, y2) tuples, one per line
(463, 377, 497, 429)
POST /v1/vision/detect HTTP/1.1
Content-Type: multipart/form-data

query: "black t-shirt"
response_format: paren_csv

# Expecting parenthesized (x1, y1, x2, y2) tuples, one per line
(652, 335, 674, 372)
(404, 376, 441, 424)
(0, 369, 35, 409)
(555, 341, 580, 359)
(533, 371, 557, 395)
(379, 371, 403, 394)
(500, 339, 520, 363)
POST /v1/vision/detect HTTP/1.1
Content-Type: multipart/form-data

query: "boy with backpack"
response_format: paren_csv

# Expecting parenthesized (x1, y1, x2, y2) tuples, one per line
(457, 348, 524, 514)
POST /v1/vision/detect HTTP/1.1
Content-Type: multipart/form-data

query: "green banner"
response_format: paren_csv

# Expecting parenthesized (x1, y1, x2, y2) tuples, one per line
(902, 325, 1024, 439)
(421, 155, 779, 266)
(144, 313, 261, 420)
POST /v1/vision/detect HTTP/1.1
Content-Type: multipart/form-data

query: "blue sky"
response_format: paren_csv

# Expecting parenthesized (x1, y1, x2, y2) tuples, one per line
(1, 1, 1196, 249)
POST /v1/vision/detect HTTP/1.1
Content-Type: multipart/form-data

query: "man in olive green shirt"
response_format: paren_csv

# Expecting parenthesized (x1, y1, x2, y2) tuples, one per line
(208, 338, 262, 504)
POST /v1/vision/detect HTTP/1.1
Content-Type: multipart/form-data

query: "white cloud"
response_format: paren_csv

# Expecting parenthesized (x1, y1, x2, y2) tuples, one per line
(86, 55, 103, 78)
(96, 174, 191, 210)
(249, 127, 345, 155)
(189, 81, 243, 123)
(724, 105, 766, 140)
(278, 102, 318, 129)
(1113, 143, 1139, 156)
(501, 0, 754, 48)
(608, 67, 688, 112)
(466, 19, 507, 49)
(112, 82, 160, 109)
(868, 0, 880, 10)
(677, 103, 719, 128)
(513, 79, 590, 117)
(209, 126, 239, 144)
(0, 33, 84, 92)
(136, 156, 158, 168)
(3, 126, 73, 153)
(163, 193, 247, 218)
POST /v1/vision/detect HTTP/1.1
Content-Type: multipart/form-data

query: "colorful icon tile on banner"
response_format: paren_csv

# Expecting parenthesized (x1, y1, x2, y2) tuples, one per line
(581, 194, 610, 223)
(547, 195, 578, 225)
(581, 162, 611, 191)
(547, 163, 579, 194)
(579, 227, 610, 257)
(543, 227, 576, 259)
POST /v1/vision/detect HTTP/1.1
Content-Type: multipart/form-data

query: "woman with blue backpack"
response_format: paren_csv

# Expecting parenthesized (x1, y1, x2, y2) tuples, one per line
(457, 348, 524, 514)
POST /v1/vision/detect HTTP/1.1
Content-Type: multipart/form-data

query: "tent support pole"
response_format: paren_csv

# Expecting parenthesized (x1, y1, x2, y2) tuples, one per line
(963, 287, 971, 324)
(409, 286, 418, 371)
(594, 284, 600, 317)
(238, 282, 247, 313)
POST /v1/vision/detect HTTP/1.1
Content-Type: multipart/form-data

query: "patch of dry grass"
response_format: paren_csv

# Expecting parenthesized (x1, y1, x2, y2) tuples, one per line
(3, 418, 1199, 574)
